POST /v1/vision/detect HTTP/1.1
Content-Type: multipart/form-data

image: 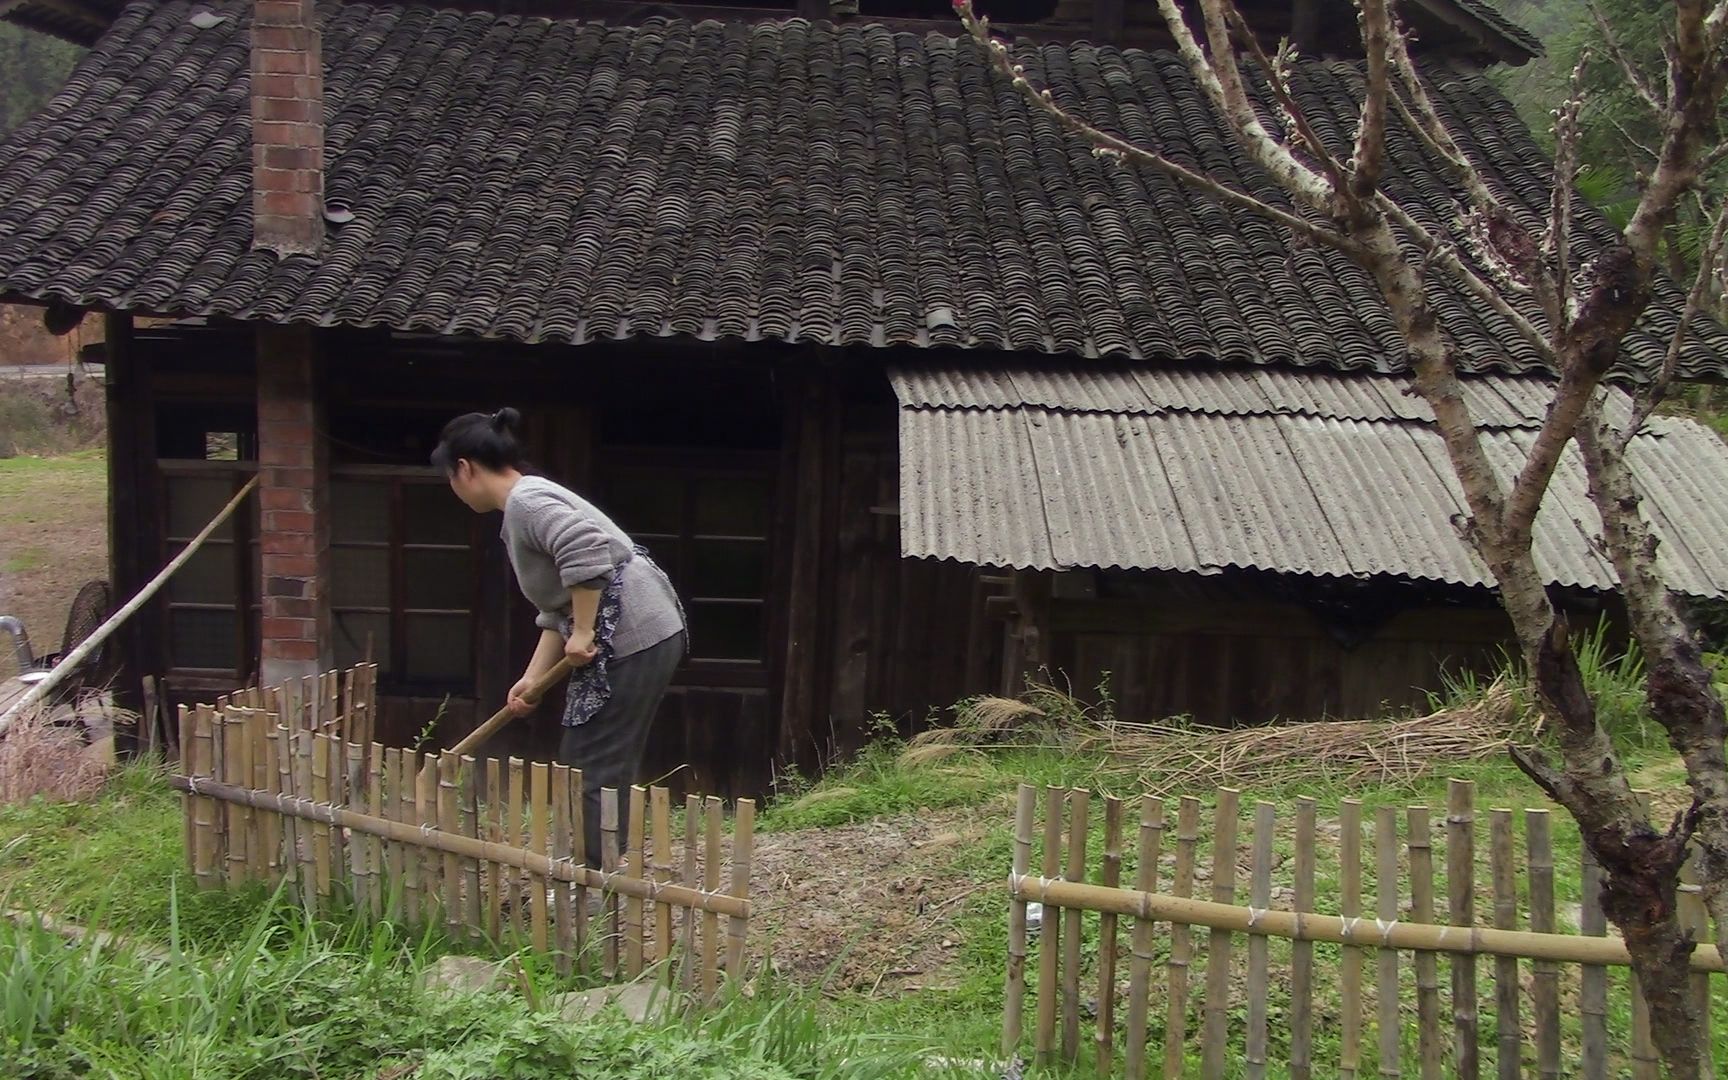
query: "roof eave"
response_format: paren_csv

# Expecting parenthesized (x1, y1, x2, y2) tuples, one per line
(1, 0, 114, 45)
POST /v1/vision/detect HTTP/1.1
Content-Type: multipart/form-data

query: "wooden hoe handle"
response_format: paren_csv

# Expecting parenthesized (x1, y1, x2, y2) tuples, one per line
(444, 657, 576, 759)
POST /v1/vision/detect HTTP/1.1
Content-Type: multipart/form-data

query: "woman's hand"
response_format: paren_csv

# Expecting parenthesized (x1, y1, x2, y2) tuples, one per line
(505, 676, 537, 717)
(565, 626, 599, 667)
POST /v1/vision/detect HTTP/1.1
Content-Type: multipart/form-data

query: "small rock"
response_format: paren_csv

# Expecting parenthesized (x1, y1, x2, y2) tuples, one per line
(419, 955, 508, 996)
(553, 981, 673, 1024)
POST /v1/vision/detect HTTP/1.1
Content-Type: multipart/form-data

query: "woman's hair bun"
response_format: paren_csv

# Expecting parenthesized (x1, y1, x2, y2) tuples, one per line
(490, 407, 522, 433)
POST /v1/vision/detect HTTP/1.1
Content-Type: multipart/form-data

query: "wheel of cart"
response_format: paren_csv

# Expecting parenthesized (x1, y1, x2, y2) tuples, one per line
(0, 580, 115, 737)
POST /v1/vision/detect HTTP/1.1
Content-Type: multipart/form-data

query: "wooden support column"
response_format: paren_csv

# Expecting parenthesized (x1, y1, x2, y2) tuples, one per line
(256, 325, 331, 686)
(102, 313, 159, 717)
(776, 364, 839, 772)
(1002, 569, 1053, 695)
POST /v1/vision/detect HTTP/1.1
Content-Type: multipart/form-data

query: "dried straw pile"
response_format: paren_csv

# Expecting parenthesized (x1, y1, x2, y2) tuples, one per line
(0, 705, 120, 805)
(902, 678, 1523, 793)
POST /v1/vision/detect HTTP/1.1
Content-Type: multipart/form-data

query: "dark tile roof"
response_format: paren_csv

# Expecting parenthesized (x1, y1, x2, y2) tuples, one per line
(1435, 0, 1544, 59)
(0, 1, 1720, 377)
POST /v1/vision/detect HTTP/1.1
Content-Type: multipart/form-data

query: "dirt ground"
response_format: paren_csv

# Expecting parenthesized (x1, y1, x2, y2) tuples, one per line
(748, 808, 995, 995)
(0, 453, 107, 679)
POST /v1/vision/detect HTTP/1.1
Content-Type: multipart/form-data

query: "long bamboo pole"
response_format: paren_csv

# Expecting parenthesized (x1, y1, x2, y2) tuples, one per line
(1004, 875, 1727, 970)
(0, 475, 260, 732)
(163, 775, 751, 916)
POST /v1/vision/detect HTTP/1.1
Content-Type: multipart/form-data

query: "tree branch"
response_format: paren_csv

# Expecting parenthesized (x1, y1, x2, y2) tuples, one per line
(1223, 8, 1349, 188)
(1351, 0, 1393, 199)
(953, 1, 1362, 255)
(1615, 195, 1728, 451)
(1588, 0, 1664, 115)
(1545, 51, 1591, 331)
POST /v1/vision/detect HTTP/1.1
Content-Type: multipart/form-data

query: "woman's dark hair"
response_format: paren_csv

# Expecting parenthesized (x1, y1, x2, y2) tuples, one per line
(430, 408, 527, 474)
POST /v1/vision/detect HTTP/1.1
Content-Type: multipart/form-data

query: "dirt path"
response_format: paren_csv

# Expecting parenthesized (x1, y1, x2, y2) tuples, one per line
(0, 454, 107, 678)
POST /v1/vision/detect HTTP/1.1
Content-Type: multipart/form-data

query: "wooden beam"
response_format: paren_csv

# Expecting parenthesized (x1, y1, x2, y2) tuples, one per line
(103, 313, 160, 736)
(775, 364, 839, 771)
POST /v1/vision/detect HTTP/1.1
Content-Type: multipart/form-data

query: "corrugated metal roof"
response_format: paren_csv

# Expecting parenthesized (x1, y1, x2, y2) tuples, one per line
(894, 368, 1728, 598)
(888, 365, 1635, 429)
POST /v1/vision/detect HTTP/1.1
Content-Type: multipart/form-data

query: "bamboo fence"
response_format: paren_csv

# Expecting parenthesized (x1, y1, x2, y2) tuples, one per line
(173, 664, 754, 993)
(1002, 781, 1724, 1078)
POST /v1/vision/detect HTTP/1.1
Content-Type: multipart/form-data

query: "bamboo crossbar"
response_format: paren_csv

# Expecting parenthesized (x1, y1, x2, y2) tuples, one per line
(169, 773, 750, 918)
(1007, 874, 1727, 972)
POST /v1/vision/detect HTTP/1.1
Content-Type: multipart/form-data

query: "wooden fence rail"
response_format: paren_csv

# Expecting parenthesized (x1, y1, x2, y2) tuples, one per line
(174, 664, 753, 994)
(1003, 781, 1722, 1078)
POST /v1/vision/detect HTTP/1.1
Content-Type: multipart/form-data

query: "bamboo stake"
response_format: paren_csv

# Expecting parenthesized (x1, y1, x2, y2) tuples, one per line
(439, 752, 462, 937)
(1375, 805, 1401, 1080)
(1062, 788, 1090, 1064)
(1447, 780, 1479, 1080)
(1245, 801, 1274, 1080)
(1679, 856, 1714, 1080)
(275, 719, 301, 902)
(701, 795, 722, 1002)
(652, 785, 673, 968)
(1124, 795, 1164, 1080)
(1006, 875, 1728, 968)
(1579, 849, 1608, 1080)
(1341, 798, 1364, 1080)
(224, 708, 249, 886)
(602, 786, 621, 978)
(485, 758, 503, 942)
(1036, 785, 1063, 1068)
(530, 763, 551, 953)
(1289, 796, 1317, 1080)
(347, 737, 368, 912)
(1200, 788, 1240, 1080)
(1161, 795, 1200, 1080)
(365, 742, 384, 919)
(160, 775, 752, 916)
(461, 755, 482, 940)
(552, 764, 574, 976)
(507, 757, 526, 943)
(179, 706, 194, 879)
(1004, 784, 1037, 1060)
(727, 798, 755, 980)
(1096, 795, 1124, 1077)
(385, 748, 405, 922)
(572, 769, 588, 966)
(1408, 806, 1442, 1080)
(0, 475, 260, 732)
(190, 705, 219, 890)
(253, 710, 274, 880)
(682, 793, 699, 994)
(1490, 808, 1520, 1080)
(626, 785, 647, 978)
(400, 749, 422, 925)
(1527, 809, 1560, 1080)
(311, 732, 333, 900)
(297, 730, 318, 901)
(325, 677, 346, 880)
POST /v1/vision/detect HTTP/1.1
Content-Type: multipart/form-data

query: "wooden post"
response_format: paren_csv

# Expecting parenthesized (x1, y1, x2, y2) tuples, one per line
(1289, 796, 1318, 1080)
(1375, 806, 1400, 1080)
(1124, 796, 1164, 1080)
(652, 785, 673, 969)
(625, 785, 647, 978)
(1579, 849, 1609, 1080)
(1061, 789, 1090, 1063)
(1408, 806, 1443, 1080)
(701, 795, 723, 1001)
(1245, 801, 1275, 1080)
(1340, 798, 1363, 1080)
(530, 763, 551, 953)
(1490, 808, 1520, 1080)
(1096, 795, 1124, 1077)
(1162, 795, 1200, 1080)
(1036, 785, 1063, 1067)
(1200, 788, 1240, 1080)
(551, 764, 574, 976)
(1004, 783, 1037, 1059)
(1527, 809, 1560, 1080)
(1447, 780, 1479, 1080)
(727, 798, 755, 980)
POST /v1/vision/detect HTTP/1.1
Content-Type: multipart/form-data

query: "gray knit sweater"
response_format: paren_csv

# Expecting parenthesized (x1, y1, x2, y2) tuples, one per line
(501, 476, 684, 660)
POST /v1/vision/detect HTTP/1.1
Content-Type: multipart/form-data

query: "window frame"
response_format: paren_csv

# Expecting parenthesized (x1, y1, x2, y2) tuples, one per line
(157, 458, 261, 681)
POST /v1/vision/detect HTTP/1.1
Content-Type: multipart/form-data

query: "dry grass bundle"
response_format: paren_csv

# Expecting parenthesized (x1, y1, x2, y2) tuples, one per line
(0, 706, 114, 805)
(900, 678, 1525, 793)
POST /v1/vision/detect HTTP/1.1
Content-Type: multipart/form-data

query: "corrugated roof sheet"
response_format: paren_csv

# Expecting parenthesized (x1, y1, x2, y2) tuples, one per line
(895, 367, 1728, 597)
(0, 2, 1716, 377)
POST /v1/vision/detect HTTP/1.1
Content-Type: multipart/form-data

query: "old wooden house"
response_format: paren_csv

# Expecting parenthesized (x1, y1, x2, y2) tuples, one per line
(4, 0, 1727, 795)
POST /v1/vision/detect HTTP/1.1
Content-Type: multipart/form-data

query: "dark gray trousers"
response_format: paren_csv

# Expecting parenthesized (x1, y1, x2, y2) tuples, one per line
(557, 631, 685, 868)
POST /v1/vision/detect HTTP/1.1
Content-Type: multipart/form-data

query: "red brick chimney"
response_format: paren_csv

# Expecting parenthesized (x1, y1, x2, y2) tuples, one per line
(251, 0, 323, 255)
